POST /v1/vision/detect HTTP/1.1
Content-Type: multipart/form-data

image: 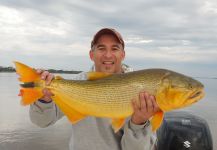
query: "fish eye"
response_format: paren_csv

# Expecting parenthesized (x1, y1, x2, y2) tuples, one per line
(189, 85, 193, 89)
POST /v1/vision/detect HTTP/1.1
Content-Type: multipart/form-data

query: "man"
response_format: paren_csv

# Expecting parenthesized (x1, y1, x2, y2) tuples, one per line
(30, 28, 160, 150)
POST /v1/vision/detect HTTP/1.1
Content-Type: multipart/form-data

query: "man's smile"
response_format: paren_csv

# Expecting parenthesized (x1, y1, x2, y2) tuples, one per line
(102, 61, 115, 65)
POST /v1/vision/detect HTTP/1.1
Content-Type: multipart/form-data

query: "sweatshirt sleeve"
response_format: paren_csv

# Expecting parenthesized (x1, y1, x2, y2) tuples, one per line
(29, 100, 64, 127)
(121, 120, 157, 150)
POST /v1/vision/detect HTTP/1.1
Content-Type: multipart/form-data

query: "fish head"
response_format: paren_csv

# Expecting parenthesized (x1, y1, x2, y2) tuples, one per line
(156, 71, 205, 111)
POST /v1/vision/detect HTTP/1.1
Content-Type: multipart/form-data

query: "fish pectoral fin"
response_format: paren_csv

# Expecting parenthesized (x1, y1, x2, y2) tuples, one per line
(111, 118, 125, 132)
(52, 95, 86, 124)
(150, 111, 164, 131)
(87, 72, 113, 80)
(19, 88, 43, 105)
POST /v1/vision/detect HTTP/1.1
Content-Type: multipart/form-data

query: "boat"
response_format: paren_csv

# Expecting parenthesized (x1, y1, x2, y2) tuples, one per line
(157, 111, 213, 150)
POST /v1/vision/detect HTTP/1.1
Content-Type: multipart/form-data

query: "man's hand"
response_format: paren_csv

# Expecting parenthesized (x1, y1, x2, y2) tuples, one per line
(131, 91, 160, 125)
(36, 69, 54, 102)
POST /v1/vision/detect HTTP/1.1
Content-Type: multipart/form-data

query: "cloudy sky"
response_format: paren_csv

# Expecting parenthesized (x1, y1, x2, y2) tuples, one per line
(0, 0, 217, 77)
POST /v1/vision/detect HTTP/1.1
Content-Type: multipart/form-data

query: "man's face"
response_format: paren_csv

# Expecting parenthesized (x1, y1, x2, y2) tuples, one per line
(89, 34, 125, 73)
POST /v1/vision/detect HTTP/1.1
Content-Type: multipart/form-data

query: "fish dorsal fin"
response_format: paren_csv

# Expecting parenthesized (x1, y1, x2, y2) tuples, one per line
(87, 72, 113, 81)
(55, 75, 63, 80)
(150, 111, 164, 131)
(111, 118, 125, 132)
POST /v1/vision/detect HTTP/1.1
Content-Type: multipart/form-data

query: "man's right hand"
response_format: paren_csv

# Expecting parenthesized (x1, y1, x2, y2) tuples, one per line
(36, 69, 55, 103)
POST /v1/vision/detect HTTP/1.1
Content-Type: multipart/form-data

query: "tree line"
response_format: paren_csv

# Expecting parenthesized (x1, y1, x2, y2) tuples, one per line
(0, 66, 81, 74)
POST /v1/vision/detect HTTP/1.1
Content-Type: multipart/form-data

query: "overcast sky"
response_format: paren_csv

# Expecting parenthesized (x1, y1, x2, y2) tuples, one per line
(0, 0, 217, 77)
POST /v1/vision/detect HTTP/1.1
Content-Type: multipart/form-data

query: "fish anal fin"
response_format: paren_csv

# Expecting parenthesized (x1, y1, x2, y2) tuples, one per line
(20, 88, 43, 105)
(87, 72, 112, 80)
(14, 61, 40, 82)
(111, 118, 125, 132)
(67, 108, 86, 124)
(66, 108, 86, 124)
(52, 94, 86, 124)
(150, 111, 164, 131)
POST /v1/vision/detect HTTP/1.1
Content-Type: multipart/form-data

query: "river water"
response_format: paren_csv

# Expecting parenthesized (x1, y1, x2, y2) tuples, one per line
(0, 73, 72, 150)
(0, 73, 217, 149)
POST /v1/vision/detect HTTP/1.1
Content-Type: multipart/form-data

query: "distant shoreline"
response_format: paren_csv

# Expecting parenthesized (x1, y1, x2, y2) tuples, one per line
(1, 67, 216, 79)
(0, 66, 81, 74)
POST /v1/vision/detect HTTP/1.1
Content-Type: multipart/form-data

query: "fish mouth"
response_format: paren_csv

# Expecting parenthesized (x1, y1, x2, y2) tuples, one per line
(188, 90, 204, 100)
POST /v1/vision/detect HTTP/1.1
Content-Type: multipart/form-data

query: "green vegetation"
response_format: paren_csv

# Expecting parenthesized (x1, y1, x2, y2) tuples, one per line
(0, 66, 15, 72)
(0, 66, 81, 74)
(47, 69, 81, 74)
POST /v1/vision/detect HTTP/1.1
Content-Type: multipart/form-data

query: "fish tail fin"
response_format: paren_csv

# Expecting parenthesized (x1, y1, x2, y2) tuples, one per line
(19, 88, 44, 105)
(14, 61, 43, 105)
(150, 111, 164, 131)
(14, 61, 40, 82)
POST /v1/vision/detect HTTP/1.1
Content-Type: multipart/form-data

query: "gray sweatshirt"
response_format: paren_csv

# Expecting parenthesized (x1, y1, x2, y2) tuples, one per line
(29, 65, 157, 150)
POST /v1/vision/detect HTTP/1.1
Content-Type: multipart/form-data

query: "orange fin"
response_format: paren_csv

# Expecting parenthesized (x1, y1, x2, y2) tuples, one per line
(14, 61, 40, 82)
(20, 88, 43, 105)
(111, 118, 125, 132)
(150, 111, 164, 131)
(52, 94, 86, 124)
(87, 72, 112, 80)
(55, 76, 63, 80)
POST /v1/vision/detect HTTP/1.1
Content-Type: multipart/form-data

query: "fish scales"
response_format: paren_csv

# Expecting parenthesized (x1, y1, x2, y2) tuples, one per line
(48, 69, 166, 118)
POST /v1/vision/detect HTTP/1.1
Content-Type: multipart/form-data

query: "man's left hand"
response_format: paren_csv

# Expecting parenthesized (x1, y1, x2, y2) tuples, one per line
(131, 91, 160, 125)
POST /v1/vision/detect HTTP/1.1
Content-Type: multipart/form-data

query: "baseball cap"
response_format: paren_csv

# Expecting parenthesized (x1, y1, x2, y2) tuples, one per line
(91, 28, 125, 49)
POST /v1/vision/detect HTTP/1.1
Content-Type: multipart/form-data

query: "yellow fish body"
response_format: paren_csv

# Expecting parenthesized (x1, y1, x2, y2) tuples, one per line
(14, 62, 204, 131)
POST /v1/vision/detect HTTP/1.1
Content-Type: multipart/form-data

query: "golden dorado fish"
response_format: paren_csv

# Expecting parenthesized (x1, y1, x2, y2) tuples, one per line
(14, 62, 204, 132)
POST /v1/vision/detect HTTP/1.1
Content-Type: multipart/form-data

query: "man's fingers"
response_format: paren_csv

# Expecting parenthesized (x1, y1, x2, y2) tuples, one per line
(36, 69, 54, 85)
(132, 92, 159, 125)
(42, 88, 49, 95)
(42, 88, 54, 97)
(36, 69, 43, 74)
(46, 73, 54, 85)
(41, 71, 49, 80)
(132, 99, 140, 113)
(140, 92, 147, 111)
(144, 92, 154, 113)
(151, 96, 160, 112)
